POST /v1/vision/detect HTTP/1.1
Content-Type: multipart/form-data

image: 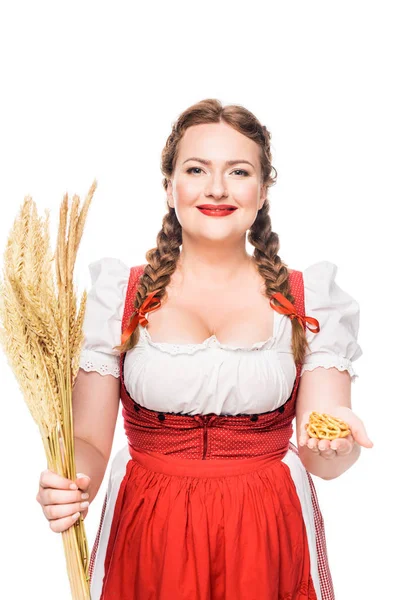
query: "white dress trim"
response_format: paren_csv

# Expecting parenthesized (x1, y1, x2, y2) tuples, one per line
(79, 348, 120, 378)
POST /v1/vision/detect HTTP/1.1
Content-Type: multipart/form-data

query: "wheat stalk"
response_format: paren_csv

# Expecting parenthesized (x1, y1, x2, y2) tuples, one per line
(0, 180, 97, 598)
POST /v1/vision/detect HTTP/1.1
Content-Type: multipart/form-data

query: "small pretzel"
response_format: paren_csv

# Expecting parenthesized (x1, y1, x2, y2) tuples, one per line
(306, 411, 351, 440)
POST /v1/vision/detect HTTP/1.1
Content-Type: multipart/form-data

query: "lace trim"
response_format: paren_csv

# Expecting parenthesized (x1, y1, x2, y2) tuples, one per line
(301, 355, 358, 382)
(79, 349, 120, 378)
(140, 325, 276, 355)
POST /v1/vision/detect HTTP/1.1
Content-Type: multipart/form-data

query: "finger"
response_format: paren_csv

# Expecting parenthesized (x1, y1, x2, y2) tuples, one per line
(298, 412, 313, 446)
(298, 429, 308, 447)
(299, 434, 309, 447)
(317, 440, 331, 452)
(306, 438, 320, 453)
(299, 431, 310, 447)
(43, 500, 89, 521)
(331, 438, 354, 456)
(41, 488, 89, 506)
(319, 448, 337, 460)
(49, 512, 81, 533)
(75, 473, 91, 492)
(39, 469, 79, 491)
(316, 439, 336, 460)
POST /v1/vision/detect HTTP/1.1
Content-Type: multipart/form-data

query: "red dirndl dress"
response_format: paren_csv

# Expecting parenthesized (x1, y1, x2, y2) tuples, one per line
(88, 265, 335, 600)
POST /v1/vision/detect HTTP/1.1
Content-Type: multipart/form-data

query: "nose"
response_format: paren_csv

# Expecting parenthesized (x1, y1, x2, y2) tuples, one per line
(205, 173, 228, 199)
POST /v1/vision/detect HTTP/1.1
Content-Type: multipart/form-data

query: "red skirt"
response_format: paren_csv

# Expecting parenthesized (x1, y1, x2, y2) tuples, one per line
(98, 445, 318, 600)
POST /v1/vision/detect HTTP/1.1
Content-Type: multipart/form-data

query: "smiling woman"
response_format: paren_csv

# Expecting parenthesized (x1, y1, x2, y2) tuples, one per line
(67, 98, 369, 600)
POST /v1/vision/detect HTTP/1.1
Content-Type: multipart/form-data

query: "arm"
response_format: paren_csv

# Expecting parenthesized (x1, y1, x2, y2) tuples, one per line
(295, 366, 373, 480)
(72, 367, 120, 515)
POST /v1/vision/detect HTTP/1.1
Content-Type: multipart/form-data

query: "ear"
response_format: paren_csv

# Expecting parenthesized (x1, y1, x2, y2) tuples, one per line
(258, 186, 267, 210)
(167, 179, 174, 209)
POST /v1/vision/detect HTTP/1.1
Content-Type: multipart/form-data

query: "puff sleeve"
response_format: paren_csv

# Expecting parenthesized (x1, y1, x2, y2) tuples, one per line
(79, 257, 130, 378)
(301, 261, 362, 383)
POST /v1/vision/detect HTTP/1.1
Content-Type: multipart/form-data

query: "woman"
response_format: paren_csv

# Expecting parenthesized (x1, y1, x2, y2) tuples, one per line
(37, 98, 372, 599)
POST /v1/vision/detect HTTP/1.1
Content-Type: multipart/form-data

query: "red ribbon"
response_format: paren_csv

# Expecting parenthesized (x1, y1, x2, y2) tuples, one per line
(121, 288, 319, 346)
(270, 292, 320, 334)
(121, 288, 162, 345)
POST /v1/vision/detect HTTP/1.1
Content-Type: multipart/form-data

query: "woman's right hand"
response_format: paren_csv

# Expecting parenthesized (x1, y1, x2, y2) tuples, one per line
(36, 469, 91, 533)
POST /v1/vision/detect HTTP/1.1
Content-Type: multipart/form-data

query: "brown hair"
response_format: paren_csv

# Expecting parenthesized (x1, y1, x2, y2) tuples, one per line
(113, 98, 310, 364)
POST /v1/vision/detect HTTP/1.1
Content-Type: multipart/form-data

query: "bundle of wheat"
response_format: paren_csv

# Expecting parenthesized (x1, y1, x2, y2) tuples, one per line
(0, 180, 97, 599)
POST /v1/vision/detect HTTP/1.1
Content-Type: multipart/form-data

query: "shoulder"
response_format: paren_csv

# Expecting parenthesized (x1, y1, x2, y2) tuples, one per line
(79, 258, 131, 369)
(288, 260, 339, 287)
(86, 256, 132, 293)
(87, 256, 131, 282)
(302, 260, 358, 307)
(297, 261, 362, 379)
(287, 260, 360, 322)
(301, 260, 360, 328)
(287, 260, 336, 276)
(85, 256, 131, 304)
(82, 257, 131, 332)
(302, 260, 338, 281)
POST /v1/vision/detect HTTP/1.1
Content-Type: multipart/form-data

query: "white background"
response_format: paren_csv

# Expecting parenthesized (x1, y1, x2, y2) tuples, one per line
(0, 1, 398, 598)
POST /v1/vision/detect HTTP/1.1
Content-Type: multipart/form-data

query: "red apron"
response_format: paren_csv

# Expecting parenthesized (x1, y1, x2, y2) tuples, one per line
(89, 266, 335, 599)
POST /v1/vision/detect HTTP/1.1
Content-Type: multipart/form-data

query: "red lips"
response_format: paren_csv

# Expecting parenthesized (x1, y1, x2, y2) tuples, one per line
(196, 205, 237, 217)
(197, 204, 237, 210)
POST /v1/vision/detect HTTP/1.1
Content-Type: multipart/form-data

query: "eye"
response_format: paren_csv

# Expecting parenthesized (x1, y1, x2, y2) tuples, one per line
(186, 167, 249, 176)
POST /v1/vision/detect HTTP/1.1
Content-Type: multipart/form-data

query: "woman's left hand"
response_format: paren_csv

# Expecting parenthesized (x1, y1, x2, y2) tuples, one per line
(298, 406, 374, 459)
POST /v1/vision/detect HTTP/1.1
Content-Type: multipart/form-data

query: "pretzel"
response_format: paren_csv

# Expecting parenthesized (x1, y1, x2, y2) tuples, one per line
(306, 411, 351, 441)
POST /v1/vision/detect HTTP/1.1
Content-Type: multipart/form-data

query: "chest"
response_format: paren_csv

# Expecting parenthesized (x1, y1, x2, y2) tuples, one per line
(144, 280, 276, 348)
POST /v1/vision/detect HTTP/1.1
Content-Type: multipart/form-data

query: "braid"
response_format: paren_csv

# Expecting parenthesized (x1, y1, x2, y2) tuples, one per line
(113, 207, 182, 354)
(248, 203, 310, 364)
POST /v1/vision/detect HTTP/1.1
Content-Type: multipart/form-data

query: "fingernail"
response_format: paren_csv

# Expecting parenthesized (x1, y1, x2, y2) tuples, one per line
(70, 483, 78, 490)
(76, 473, 90, 479)
(81, 493, 89, 500)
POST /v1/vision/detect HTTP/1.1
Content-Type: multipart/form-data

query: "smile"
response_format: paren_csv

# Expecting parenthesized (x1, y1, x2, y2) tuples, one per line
(196, 207, 237, 217)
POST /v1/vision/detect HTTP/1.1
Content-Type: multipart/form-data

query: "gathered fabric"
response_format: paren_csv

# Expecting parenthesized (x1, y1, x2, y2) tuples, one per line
(100, 446, 317, 600)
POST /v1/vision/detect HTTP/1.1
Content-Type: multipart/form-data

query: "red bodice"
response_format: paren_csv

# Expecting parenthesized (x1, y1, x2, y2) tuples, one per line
(118, 266, 306, 460)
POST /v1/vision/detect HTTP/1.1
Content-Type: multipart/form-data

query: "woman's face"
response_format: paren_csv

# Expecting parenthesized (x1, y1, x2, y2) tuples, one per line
(167, 122, 266, 244)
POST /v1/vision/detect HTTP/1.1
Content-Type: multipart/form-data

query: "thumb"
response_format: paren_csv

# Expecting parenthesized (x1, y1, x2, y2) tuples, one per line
(330, 407, 374, 449)
(350, 420, 374, 449)
(75, 473, 91, 491)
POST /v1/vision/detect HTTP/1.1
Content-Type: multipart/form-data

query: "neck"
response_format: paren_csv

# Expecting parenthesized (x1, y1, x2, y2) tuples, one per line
(175, 237, 255, 287)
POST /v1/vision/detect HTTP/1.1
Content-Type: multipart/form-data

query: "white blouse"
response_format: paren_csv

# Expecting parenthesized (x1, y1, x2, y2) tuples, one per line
(79, 257, 362, 416)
